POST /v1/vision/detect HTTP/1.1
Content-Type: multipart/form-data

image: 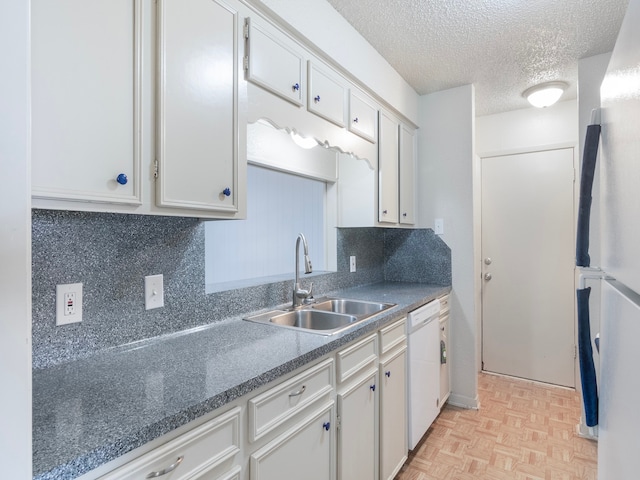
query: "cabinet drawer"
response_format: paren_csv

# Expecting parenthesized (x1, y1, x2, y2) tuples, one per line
(248, 358, 333, 442)
(336, 334, 377, 384)
(379, 318, 406, 356)
(99, 407, 241, 480)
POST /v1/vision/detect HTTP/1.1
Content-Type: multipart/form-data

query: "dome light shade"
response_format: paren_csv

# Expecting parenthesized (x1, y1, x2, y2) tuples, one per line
(523, 81, 568, 108)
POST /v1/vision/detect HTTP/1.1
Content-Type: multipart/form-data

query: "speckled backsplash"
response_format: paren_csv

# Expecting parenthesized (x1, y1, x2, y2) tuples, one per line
(32, 210, 450, 369)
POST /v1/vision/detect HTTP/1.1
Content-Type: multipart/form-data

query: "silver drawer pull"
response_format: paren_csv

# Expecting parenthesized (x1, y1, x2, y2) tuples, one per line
(289, 385, 306, 397)
(146, 456, 184, 478)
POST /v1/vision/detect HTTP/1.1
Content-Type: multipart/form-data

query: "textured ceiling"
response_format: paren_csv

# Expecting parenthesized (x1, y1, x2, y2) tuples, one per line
(325, 0, 629, 116)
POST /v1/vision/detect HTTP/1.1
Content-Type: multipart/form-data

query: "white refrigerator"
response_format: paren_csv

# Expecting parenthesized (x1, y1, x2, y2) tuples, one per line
(595, 0, 640, 477)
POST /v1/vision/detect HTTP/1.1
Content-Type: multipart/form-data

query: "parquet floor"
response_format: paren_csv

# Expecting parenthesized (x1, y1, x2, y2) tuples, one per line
(396, 373, 598, 480)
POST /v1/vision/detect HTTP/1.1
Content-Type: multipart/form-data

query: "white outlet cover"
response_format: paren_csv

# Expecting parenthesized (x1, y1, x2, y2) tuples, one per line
(56, 283, 83, 326)
(145, 274, 164, 310)
(349, 256, 356, 272)
(434, 218, 444, 235)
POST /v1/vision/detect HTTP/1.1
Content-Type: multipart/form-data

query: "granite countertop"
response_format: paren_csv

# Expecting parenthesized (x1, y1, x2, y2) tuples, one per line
(32, 282, 450, 480)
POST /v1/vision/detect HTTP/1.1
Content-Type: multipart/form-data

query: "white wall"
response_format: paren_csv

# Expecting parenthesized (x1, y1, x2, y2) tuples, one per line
(255, 0, 419, 125)
(417, 85, 479, 408)
(0, 0, 32, 477)
(476, 100, 578, 155)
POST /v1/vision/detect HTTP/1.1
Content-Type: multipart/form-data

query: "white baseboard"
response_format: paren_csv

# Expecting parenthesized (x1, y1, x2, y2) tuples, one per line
(447, 392, 480, 410)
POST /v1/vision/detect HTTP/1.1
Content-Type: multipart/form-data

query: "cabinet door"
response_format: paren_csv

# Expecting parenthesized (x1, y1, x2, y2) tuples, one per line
(308, 62, 346, 128)
(337, 371, 377, 480)
(245, 18, 304, 106)
(348, 90, 377, 143)
(399, 124, 416, 225)
(250, 402, 334, 480)
(380, 348, 408, 480)
(31, 0, 142, 205)
(378, 110, 399, 224)
(157, 0, 244, 215)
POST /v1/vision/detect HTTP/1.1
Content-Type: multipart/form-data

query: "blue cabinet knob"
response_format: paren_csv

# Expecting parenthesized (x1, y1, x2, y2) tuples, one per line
(385, 371, 391, 378)
(323, 421, 330, 431)
(222, 188, 231, 197)
(116, 173, 128, 185)
(314, 95, 321, 103)
(292, 83, 300, 91)
(353, 117, 359, 123)
(370, 384, 376, 392)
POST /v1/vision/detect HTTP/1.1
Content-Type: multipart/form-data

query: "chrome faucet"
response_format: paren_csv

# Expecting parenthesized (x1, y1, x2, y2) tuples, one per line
(293, 233, 314, 308)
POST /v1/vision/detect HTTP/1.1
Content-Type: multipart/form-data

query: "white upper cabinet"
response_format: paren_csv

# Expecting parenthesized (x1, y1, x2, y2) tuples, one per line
(378, 109, 417, 226)
(378, 110, 399, 224)
(157, 0, 245, 216)
(31, 0, 142, 205)
(399, 123, 416, 225)
(244, 17, 304, 107)
(348, 89, 377, 143)
(307, 61, 347, 128)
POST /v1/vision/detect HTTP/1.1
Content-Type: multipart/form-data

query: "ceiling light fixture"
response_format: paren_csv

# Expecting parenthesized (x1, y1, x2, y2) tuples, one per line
(523, 81, 568, 108)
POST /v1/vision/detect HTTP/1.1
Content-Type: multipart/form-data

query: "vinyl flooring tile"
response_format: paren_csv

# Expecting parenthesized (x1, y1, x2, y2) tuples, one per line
(395, 373, 597, 480)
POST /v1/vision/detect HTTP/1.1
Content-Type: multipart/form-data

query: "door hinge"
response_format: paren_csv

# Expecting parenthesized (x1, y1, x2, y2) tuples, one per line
(154, 159, 159, 179)
(243, 56, 249, 71)
(243, 18, 250, 39)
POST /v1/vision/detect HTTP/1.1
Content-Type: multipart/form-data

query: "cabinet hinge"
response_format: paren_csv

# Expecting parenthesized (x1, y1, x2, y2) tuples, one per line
(154, 159, 159, 179)
(574, 344, 577, 360)
(243, 56, 249, 71)
(336, 415, 341, 430)
(243, 18, 250, 39)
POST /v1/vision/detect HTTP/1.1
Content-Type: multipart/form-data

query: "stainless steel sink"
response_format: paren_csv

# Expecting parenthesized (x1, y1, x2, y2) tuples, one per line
(270, 309, 358, 331)
(244, 297, 396, 335)
(310, 298, 391, 316)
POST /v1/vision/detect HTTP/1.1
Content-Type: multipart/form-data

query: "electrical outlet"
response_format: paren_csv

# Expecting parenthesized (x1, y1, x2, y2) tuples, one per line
(56, 283, 83, 326)
(349, 256, 356, 273)
(145, 274, 164, 310)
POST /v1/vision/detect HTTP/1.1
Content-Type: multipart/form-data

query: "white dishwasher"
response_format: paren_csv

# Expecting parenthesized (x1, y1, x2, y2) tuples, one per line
(407, 298, 441, 450)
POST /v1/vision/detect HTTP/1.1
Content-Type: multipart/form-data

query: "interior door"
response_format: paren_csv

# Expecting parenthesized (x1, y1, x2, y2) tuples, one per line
(481, 147, 575, 387)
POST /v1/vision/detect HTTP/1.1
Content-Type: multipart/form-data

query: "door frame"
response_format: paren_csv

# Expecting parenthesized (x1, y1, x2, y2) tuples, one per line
(477, 142, 579, 386)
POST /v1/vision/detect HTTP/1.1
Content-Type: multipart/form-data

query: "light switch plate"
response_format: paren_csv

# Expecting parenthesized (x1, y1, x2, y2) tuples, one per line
(434, 218, 444, 235)
(56, 283, 83, 325)
(145, 274, 164, 310)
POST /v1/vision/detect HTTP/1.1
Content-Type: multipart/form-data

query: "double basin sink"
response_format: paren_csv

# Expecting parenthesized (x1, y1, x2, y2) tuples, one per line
(244, 297, 396, 335)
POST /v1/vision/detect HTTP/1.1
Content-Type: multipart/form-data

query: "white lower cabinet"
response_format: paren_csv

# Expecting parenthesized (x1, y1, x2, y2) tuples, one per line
(335, 334, 378, 480)
(379, 348, 407, 480)
(249, 401, 335, 480)
(379, 319, 408, 480)
(337, 369, 377, 480)
(98, 407, 241, 480)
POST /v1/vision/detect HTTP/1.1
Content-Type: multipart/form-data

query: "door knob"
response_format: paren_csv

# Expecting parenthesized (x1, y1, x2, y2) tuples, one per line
(484, 257, 492, 265)
(484, 273, 492, 281)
